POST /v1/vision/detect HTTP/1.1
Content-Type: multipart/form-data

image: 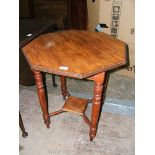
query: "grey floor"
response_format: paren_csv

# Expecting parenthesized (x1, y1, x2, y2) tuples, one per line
(19, 72, 135, 155)
(20, 72, 135, 116)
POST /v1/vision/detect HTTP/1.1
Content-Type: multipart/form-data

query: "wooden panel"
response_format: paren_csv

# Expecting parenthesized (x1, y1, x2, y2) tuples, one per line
(19, 0, 34, 18)
(62, 96, 89, 115)
(22, 30, 127, 79)
(19, 49, 35, 85)
(68, 0, 88, 30)
(34, 0, 68, 27)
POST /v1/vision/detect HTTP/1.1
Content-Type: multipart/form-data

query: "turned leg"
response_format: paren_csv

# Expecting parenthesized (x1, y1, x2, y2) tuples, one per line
(33, 70, 50, 128)
(19, 112, 28, 138)
(89, 72, 106, 141)
(52, 74, 57, 87)
(60, 76, 68, 100)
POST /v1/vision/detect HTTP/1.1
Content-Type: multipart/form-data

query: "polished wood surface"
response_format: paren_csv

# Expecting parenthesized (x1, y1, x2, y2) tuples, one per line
(22, 30, 127, 79)
(22, 30, 127, 141)
(33, 70, 50, 128)
(62, 96, 89, 115)
(60, 76, 68, 100)
(89, 72, 106, 141)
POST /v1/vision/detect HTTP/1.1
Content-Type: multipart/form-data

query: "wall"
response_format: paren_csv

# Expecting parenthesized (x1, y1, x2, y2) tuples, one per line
(99, 0, 113, 34)
(87, 0, 100, 31)
(87, 0, 135, 78)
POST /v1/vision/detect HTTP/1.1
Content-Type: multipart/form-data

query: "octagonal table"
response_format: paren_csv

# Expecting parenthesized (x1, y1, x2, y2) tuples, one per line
(22, 30, 127, 141)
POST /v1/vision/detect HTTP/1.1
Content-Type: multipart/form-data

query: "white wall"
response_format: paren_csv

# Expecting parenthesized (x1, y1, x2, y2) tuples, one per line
(87, 0, 135, 78)
(99, 0, 113, 34)
(87, 0, 100, 31)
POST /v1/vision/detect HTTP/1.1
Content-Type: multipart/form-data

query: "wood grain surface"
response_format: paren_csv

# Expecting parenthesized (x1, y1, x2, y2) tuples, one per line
(22, 30, 127, 79)
(62, 96, 89, 115)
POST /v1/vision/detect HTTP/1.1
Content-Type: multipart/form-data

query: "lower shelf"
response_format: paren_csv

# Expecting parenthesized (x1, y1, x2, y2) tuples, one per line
(62, 96, 89, 115)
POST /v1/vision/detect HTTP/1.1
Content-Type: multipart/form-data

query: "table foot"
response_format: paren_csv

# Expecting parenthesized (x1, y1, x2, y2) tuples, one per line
(22, 132, 28, 138)
(88, 99, 93, 104)
(89, 127, 97, 141)
(53, 83, 57, 88)
(62, 96, 66, 101)
(43, 114, 50, 128)
(90, 136, 94, 142)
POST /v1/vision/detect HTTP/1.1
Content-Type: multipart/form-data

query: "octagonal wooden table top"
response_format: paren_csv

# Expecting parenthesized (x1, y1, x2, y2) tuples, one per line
(22, 30, 127, 79)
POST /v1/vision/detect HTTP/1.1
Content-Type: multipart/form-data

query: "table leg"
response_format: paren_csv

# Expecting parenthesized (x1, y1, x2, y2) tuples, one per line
(89, 72, 106, 141)
(33, 70, 50, 128)
(19, 112, 28, 138)
(52, 74, 57, 87)
(60, 76, 68, 100)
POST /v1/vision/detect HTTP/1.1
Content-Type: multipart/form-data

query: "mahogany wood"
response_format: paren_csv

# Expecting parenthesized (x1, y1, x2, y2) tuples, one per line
(60, 76, 68, 100)
(62, 96, 89, 115)
(49, 110, 64, 117)
(82, 115, 92, 127)
(22, 30, 127, 79)
(22, 30, 127, 141)
(89, 72, 106, 141)
(33, 70, 50, 128)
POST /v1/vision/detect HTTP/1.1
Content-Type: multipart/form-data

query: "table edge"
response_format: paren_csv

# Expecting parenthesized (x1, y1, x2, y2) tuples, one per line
(29, 60, 127, 79)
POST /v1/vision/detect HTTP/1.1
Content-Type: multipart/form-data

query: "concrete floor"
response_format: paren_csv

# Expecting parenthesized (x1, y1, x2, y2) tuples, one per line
(20, 72, 135, 116)
(20, 72, 135, 104)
